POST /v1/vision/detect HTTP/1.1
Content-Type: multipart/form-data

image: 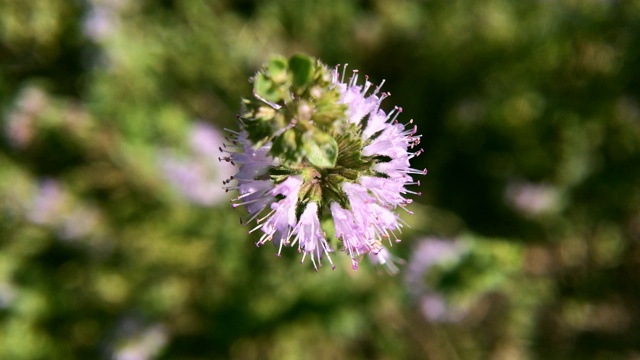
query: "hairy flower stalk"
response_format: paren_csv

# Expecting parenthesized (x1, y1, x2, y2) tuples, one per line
(220, 54, 426, 271)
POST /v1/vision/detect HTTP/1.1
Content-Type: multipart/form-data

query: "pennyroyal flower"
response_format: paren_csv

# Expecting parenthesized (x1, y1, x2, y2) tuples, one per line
(220, 54, 426, 271)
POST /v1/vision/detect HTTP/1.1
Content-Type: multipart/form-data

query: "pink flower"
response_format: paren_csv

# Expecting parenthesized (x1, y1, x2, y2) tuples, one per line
(292, 202, 334, 271)
(256, 176, 303, 247)
(222, 56, 426, 271)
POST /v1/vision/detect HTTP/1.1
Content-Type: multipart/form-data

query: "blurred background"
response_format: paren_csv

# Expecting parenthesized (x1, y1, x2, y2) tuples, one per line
(1, 0, 639, 359)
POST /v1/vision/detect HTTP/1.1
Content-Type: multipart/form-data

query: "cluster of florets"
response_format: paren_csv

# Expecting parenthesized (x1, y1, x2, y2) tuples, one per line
(220, 54, 426, 272)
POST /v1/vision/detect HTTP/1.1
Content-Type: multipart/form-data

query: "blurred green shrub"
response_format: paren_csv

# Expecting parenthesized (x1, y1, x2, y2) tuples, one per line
(1, 0, 639, 359)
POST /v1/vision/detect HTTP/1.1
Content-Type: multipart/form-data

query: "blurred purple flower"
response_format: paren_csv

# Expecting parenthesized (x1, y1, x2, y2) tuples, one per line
(190, 122, 222, 156)
(405, 237, 466, 322)
(83, 0, 128, 41)
(26, 179, 102, 241)
(108, 316, 168, 360)
(419, 294, 462, 323)
(0, 282, 17, 309)
(505, 181, 559, 217)
(27, 180, 66, 226)
(4, 87, 47, 149)
(59, 207, 101, 240)
(160, 121, 235, 206)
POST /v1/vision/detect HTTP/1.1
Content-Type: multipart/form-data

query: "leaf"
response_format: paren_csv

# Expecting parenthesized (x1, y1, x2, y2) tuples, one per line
(253, 72, 281, 103)
(288, 54, 314, 90)
(303, 130, 338, 169)
(267, 56, 288, 83)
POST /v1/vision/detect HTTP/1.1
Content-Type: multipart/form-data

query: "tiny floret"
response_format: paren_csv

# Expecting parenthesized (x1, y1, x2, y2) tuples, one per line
(220, 54, 426, 272)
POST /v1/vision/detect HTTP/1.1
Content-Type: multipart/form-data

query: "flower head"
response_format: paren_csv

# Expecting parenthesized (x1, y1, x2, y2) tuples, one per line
(221, 54, 426, 271)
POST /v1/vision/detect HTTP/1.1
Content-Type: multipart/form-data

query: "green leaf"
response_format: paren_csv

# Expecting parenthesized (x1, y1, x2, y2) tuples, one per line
(267, 56, 288, 83)
(303, 130, 338, 168)
(288, 54, 314, 90)
(253, 72, 281, 103)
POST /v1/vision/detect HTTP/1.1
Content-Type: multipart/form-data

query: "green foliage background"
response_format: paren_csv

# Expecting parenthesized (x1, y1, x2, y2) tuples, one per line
(1, 0, 639, 359)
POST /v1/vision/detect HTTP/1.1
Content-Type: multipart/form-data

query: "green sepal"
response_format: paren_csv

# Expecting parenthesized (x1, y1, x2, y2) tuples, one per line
(289, 54, 314, 92)
(253, 72, 281, 103)
(267, 56, 288, 83)
(303, 130, 338, 169)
